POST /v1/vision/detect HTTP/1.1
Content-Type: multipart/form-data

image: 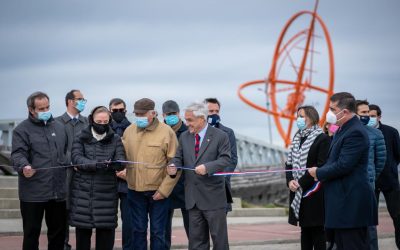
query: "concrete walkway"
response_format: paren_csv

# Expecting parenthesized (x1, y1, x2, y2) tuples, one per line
(0, 211, 396, 249)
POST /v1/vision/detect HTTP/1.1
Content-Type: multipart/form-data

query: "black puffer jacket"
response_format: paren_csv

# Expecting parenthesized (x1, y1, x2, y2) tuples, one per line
(69, 126, 125, 229)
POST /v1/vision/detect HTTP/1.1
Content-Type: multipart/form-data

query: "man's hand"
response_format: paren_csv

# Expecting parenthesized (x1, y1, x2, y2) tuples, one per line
(152, 191, 164, 201)
(116, 169, 126, 180)
(167, 164, 177, 176)
(308, 167, 318, 181)
(289, 180, 300, 192)
(195, 164, 207, 175)
(23, 165, 36, 178)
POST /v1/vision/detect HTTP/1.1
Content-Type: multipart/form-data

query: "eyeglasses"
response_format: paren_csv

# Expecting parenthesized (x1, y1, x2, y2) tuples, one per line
(73, 98, 87, 103)
(111, 108, 126, 113)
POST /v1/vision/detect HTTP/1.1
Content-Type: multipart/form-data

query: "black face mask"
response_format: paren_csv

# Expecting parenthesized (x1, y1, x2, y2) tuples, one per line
(359, 115, 370, 126)
(92, 123, 109, 134)
(207, 114, 221, 126)
(111, 111, 126, 123)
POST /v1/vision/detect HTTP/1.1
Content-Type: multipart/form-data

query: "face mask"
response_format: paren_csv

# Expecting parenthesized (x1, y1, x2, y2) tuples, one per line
(111, 111, 126, 123)
(165, 114, 179, 126)
(328, 124, 340, 134)
(135, 117, 149, 128)
(38, 111, 52, 122)
(75, 100, 86, 112)
(326, 109, 344, 124)
(92, 123, 109, 134)
(296, 117, 306, 130)
(359, 115, 370, 126)
(368, 117, 378, 127)
(207, 114, 221, 126)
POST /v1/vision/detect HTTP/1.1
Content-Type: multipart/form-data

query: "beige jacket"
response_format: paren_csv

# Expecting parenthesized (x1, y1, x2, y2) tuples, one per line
(122, 118, 179, 197)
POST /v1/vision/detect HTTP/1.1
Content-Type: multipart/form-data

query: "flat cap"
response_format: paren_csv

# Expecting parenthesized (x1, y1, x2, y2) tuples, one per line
(134, 98, 155, 113)
(162, 100, 180, 114)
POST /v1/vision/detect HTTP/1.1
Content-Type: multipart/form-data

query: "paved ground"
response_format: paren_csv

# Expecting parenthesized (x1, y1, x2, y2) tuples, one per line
(0, 211, 396, 249)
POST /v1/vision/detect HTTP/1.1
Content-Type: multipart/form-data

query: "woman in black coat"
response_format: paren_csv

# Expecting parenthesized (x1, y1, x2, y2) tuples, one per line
(70, 106, 126, 250)
(285, 106, 330, 250)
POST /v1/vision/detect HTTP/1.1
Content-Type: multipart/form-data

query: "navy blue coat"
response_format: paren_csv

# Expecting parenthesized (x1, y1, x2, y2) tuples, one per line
(316, 116, 377, 228)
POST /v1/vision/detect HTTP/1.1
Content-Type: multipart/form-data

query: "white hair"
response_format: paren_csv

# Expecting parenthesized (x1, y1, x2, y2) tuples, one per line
(185, 102, 208, 120)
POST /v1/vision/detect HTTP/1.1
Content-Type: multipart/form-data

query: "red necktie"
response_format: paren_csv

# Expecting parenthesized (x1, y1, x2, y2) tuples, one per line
(195, 134, 200, 158)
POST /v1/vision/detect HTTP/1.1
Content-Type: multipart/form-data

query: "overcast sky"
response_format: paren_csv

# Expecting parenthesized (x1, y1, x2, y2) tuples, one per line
(0, 0, 399, 147)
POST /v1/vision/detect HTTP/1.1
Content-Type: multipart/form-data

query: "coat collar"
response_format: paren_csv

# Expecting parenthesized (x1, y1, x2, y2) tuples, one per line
(28, 113, 54, 126)
(328, 116, 359, 154)
(60, 112, 86, 123)
(80, 126, 115, 143)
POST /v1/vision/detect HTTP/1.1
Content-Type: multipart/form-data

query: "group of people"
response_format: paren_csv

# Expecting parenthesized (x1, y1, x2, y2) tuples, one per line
(11, 90, 237, 250)
(285, 92, 400, 250)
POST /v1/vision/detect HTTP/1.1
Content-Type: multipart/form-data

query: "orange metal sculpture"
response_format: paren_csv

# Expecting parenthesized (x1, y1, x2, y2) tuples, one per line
(238, 0, 334, 147)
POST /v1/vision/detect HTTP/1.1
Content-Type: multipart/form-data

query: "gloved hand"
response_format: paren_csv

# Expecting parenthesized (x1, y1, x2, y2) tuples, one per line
(96, 160, 111, 169)
(110, 161, 124, 171)
(75, 162, 97, 172)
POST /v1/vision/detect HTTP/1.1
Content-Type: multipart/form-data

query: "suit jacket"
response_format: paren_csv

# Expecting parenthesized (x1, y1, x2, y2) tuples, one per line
(317, 116, 377, 228)
(376, 122, 400, 191)
(172, 125, 231, 210)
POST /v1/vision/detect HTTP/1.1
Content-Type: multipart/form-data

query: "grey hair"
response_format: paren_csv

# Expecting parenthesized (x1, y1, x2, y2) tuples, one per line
(185, 102, 208, 120)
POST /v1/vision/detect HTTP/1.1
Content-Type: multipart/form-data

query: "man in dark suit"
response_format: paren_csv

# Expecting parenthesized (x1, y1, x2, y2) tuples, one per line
(204, 98, 237, 213)
(167, 102, 231, 250)
(308, 92, 377, 249)
(369, 104, 400, 249)
(56, 89, 88, 250)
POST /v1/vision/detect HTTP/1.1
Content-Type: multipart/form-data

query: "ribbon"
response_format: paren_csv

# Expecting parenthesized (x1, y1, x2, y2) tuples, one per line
(302, 181, 322, 198)
(0, 160, 308, 176)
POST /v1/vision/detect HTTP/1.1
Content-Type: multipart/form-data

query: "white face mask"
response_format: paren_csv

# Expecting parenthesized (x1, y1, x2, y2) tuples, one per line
(326, 109, 344, 124)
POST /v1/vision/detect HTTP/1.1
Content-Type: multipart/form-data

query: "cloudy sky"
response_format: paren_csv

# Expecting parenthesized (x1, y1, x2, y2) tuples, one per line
(0, 0, 399, 147)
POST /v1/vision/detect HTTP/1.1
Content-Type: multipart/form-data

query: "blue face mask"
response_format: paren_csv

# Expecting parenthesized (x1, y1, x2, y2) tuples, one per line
(38, 111, 52, 122)
(368, 117, 377, 127)
(75, 100, 86, 112)
(165, 115, 179, 126)
(135, 117, 149, 128)
(359, 115, 370, 126)
(296, 117, 306, 130)
(207, 114, 221, 126)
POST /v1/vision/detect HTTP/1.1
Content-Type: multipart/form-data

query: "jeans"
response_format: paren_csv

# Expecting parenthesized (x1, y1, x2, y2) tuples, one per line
(20, 200, 66, 250)
(119, 192, 133, 250)
(128, 190, 170, 250)
(375, 188, 400, 249)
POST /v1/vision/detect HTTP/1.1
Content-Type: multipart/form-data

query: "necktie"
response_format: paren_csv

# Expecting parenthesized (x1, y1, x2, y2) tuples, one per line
(72, 118, 78, 124)
(195, 134, 201, 158)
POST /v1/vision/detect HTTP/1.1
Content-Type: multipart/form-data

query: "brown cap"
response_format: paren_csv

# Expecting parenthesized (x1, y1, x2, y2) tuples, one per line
(134, 98, 155, 113)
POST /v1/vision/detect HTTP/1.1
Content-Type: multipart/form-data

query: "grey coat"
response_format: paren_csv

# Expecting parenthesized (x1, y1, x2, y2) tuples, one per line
(11, 115, 68, 202)
(56, 112, 88, 164)
(172, 125, 231, 210)
(56, 112, 88, 208)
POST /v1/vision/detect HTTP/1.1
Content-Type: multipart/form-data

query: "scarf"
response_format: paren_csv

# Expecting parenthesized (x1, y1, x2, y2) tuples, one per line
(287, 125, 323, 219)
